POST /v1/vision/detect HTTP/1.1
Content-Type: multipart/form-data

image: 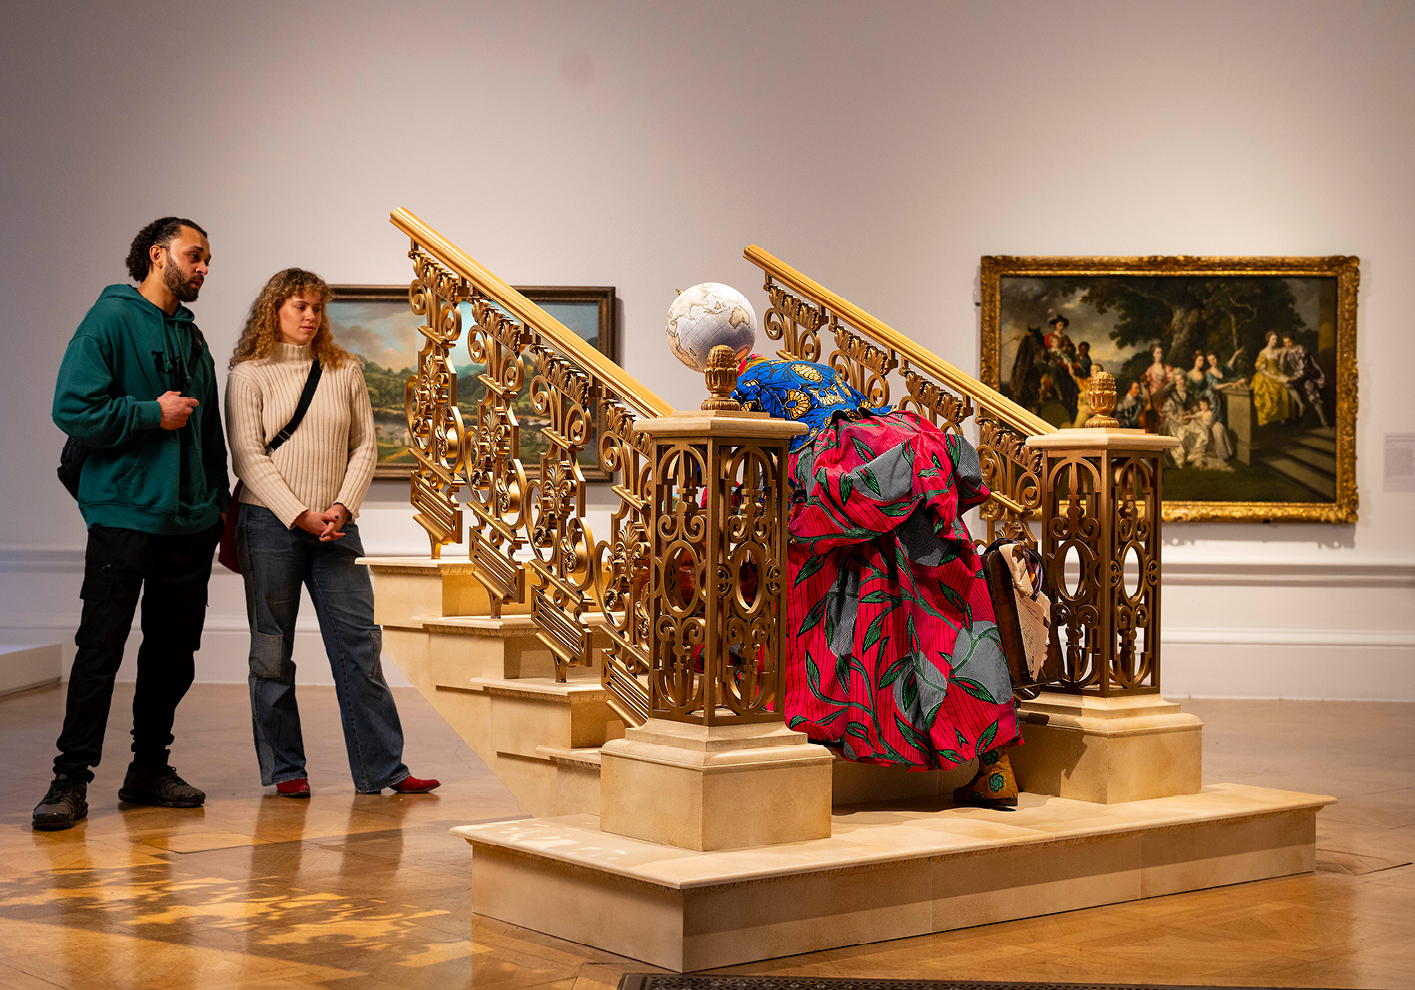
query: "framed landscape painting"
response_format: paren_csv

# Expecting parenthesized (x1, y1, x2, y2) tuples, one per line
(328, 284, 617, 480)
(980, 256, 1359, 523)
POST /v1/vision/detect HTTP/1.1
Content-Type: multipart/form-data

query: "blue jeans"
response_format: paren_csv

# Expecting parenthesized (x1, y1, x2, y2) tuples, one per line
(236, 505, 409, 791)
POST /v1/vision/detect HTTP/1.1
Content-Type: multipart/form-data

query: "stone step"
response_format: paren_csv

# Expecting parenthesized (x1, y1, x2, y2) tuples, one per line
(0, 643, 61, 698)
(538, 746, 604, 768)
(453, 783, 1333, 972)
(443, 676, 623, 762)
(364, 556, 532, 628)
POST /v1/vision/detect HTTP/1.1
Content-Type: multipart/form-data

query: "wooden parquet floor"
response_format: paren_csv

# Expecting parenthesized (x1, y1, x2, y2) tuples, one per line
(1, 684, 1411, 989)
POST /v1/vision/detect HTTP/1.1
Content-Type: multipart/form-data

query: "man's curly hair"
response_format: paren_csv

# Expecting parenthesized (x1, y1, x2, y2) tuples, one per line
(125, 216, 208, 282)
(229, 268, 348, 369)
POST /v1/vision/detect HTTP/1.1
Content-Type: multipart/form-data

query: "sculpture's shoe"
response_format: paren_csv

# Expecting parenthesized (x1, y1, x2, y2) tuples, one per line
(952, 748, 1018, 808)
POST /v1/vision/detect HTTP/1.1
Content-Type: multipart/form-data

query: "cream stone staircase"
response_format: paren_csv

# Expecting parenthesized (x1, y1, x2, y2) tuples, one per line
(368, 555, 990, 817)
(364, 209, 1333, 971)
(369, 558, 617, 817)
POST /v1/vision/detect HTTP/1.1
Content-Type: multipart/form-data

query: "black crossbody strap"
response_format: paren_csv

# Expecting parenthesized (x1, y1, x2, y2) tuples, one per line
(266, 360, 322, 453)
(185, 326, 206, 383)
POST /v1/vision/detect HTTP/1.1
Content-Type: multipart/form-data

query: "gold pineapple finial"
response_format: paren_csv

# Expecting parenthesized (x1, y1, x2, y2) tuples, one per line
(1085, 371, 1120, 429)
(702, 344, 742, 411)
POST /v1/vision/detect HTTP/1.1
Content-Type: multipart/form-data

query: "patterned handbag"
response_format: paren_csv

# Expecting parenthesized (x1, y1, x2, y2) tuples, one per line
(982, 538, 1061, 690)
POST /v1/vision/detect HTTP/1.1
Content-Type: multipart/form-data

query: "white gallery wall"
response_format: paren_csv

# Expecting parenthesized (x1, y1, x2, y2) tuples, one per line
(1, 0, 1411, 699)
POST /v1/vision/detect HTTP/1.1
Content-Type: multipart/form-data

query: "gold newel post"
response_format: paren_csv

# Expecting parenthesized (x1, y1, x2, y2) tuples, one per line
(1008, 409, 1203, 804)
(599, 345, 834, 850)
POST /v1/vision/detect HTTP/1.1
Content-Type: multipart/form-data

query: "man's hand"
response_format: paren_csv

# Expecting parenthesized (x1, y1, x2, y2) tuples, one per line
(158, 391, 198, 430)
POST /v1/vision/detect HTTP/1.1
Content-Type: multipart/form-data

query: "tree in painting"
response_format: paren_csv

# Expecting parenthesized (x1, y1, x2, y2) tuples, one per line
(1067, 277, 1308, 386)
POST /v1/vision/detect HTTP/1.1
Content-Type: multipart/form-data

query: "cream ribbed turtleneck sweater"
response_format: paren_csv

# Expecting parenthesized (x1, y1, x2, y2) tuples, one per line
(225, 342, 376, 529)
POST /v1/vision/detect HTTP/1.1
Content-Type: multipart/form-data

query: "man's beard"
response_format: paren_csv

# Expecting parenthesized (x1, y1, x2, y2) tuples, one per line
(163, 253, 202, 302)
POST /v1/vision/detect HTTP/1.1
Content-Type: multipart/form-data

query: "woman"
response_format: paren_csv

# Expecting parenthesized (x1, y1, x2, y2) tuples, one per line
(1141, 344, 1173, 434)
(1193, 397, 1235, 468)
(226, 269, 438, 798)
(1161, 373, 1206, 468)
(733, 355, 1023, 806)
(1252, 330, 1291, 427)
(1186, 351, 1207, 395)
(1201, 353, 1229, 427)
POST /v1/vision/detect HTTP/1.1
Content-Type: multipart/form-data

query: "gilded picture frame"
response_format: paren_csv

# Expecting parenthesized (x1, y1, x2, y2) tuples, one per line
(328, 284, 618, 481)
(980, 256, 1358, 523)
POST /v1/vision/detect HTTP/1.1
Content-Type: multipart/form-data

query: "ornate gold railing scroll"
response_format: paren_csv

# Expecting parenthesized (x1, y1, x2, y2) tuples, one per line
(405, 249, 471, 555)
(1033, 435, 1168, 697)
(743, 246, 1055, 550)
(391, 211, 673, 717)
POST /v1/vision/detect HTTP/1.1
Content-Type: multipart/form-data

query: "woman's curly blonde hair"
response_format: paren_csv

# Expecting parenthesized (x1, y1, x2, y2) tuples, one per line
(229, 268, 349, 369)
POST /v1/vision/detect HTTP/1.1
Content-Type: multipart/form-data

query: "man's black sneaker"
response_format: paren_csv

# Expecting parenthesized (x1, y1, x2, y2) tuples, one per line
(118, 765, 205, 808)
(33, 775, 88, 831)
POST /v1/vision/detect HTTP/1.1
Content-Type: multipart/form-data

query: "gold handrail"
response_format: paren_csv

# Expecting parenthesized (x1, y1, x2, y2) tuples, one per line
(743, 245, 1056, 439)
(392, 208, 674, 419)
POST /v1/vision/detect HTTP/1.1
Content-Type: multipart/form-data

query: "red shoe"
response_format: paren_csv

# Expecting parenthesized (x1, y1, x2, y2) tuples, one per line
(390, 776, 440, 794)
(275, 778, 311, 798)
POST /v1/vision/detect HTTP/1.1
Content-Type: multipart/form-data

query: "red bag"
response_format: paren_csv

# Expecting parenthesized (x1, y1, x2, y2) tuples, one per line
(217, 481, 244, 574)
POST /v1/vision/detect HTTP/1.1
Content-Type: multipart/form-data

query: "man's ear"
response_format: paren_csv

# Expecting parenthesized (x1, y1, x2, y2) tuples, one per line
(148, 242, 165, 272)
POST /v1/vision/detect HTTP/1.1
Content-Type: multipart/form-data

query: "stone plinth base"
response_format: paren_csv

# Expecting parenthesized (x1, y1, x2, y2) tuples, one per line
(1012, 692, 1203, 804)
(600, 719, 834, 851)
(454, 783, 1332, 972)
(0, 643, 60, 698)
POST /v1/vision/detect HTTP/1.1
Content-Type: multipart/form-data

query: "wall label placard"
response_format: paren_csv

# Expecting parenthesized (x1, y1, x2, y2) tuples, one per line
(1384, 433, 1415, 493)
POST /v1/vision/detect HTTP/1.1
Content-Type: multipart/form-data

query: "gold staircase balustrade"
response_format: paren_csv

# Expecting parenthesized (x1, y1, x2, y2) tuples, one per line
(394, 210, 671, 417)
(391, 209, 670, 719)
(743, 245, 1054, 551)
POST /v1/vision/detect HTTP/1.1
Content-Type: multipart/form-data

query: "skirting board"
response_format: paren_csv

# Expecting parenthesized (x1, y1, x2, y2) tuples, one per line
(455, 783, 1330, 972)
(0, 622, 412, 688)
(1161, 639, 1415, 699)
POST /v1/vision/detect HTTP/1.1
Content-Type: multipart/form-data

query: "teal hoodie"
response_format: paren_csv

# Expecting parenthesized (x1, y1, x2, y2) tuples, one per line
(53, 284, 230, 534)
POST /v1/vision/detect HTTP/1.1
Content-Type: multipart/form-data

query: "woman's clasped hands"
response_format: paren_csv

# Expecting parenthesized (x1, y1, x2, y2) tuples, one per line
(294, 504, 349, 541)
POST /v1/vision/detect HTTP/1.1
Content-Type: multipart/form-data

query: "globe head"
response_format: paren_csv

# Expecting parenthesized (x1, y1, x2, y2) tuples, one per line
(664, 282, 758, 372)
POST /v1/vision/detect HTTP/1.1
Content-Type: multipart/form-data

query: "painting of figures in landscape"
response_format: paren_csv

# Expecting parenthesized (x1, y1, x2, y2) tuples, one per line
(981, 257, 1358, 522)
(327, 286, 615, 479)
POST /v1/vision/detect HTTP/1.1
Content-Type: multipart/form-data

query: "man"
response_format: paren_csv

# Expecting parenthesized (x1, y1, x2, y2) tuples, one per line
(1114, 380, 1143, 429)
(1044, 314, 1075, 354)
(1075, 340, 1093, 379)
(1279, 331, 1330, 428)
(1007, 325, 1047, 411)
(1042, 315, 1079, 422)
(34, 218, 229, 831)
